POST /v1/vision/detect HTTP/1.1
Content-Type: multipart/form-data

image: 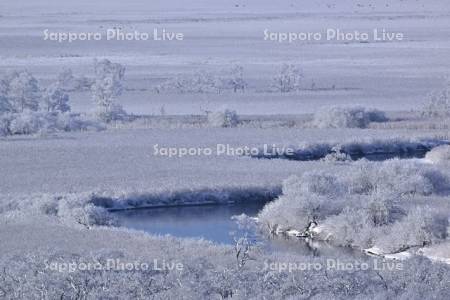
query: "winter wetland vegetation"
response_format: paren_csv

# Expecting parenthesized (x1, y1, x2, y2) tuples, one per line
(1, 0, 450, 299)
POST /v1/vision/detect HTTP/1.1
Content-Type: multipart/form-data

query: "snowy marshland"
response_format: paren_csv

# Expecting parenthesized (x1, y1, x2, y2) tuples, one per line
(1, 0, 450, 299)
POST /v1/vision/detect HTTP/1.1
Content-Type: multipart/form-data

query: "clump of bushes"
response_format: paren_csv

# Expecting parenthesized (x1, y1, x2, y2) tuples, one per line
(0, 70, 104, 137)
(312, 106, 388, 128)
(259, 160, 450, 252)
(156, 66, 247, 94)
(11, 193, 117, 228)
(156, 71, 222, 94)
(271, 64, 303, 93)
(0, 111, 104, 136)
(207, 109, 239, 128)
(0, 59, 130, 136)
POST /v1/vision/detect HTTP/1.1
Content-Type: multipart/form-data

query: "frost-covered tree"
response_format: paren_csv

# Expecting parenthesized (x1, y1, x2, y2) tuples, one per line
(376, 207, 446, 253)
(259, 159, 450, 249)
(91, 59, 127, 122)
(259, 173, 345, 234)
(7, 71, 40, 112)
(272, 64, 303, 93)
(43, 83, 70, 113)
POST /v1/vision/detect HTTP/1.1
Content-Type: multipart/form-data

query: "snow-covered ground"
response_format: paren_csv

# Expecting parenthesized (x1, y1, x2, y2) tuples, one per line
(1, 0, 450, 298)
(0, 126, 447, 196)
(1, 0, 450, 114)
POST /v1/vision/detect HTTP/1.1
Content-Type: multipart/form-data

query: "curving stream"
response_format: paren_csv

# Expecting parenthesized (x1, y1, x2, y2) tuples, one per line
(114, 203, 264, 245)
(113, 203, 362, 258)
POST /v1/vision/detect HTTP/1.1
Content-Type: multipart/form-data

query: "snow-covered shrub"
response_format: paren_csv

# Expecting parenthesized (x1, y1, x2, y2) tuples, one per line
(317, 193, 400, 247)
(156, 71, 221, 94)
(207, 109, 239, 128)
(321, 146, 352, 162)
(271, 64, 303, 93)
(156, 67, 248, 94)
(0, 111, 105, 136)
(53, 112, 106, 132)
(365, 196, 398, 227)
(321, 152, 352, 162)
(283, 160, 449, 200)
(259, 193, 331, 233)
(42, 83, 70, 113)
(312, 106, 387, 128)
(8, 193, 115, 227)
(343, 160, 449, 196)
(318, 207, 382, 248)
(59, 203, 116, 228)
(425, 145, 450, 163)
(319, 200, 449, 252)
(8, 110, 47, 135)
(56, 195, 117, 228)
(92, 59, 128, 122)
(287, 172, 342, 196)
(375, 207, 448, 253)
(259, 159, 450, 248)
(259, 173, 346, 232)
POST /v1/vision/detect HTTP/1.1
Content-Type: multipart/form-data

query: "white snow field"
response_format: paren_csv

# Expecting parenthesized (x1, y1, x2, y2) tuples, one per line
(1, 0, 450, 115)
(1, 0, 450, 299)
